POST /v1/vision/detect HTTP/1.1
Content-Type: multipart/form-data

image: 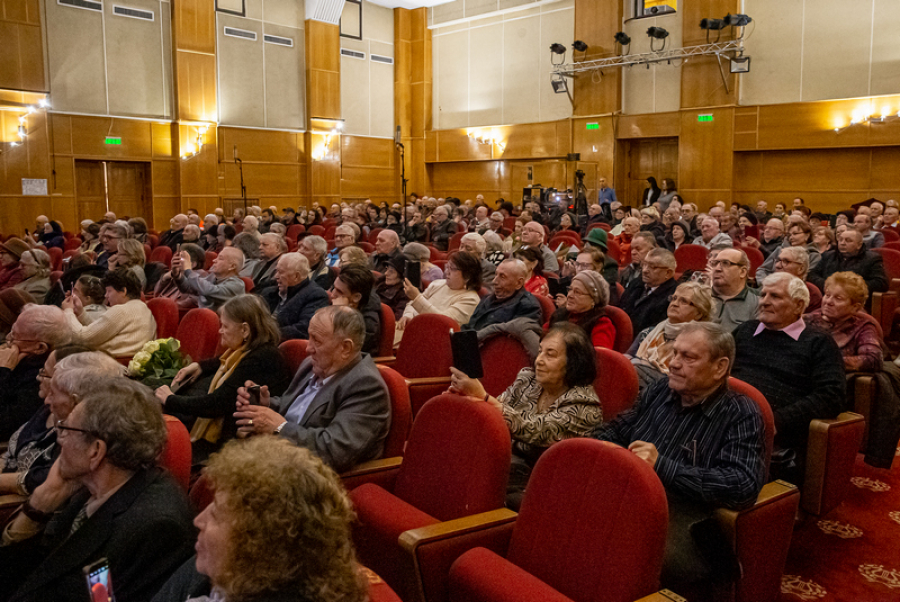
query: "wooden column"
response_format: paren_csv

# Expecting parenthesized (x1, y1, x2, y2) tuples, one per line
(305, 20, 341, 209)
(394, 8, 431, 199)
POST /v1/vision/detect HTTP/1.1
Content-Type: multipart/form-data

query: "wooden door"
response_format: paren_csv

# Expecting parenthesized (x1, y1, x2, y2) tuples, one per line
(107, 162, 149, 219)
(620, 137, 679, 207)
(75, 160, 107, 223)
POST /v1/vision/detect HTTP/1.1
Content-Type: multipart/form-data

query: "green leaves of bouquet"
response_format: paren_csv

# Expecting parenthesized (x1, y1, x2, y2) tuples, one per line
(128, 338, 191, 387)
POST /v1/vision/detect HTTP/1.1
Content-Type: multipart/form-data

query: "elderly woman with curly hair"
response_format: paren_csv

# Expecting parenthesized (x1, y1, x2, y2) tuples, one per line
(152, 436, 368, 602)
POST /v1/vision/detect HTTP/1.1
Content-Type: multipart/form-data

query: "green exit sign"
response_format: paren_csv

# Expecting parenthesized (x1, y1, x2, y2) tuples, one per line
(697, 114, 714, 122)
(585, 123, 599, 130)
(105, 137, 122, 145)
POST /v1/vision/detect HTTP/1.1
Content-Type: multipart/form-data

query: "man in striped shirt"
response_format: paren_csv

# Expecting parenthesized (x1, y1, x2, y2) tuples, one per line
(593, 322, 766, 601)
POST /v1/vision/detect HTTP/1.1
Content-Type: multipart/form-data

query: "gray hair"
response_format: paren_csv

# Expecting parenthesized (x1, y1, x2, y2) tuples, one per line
(632, 231, 659, 248)
(260, 232, 288, 254)
(220, 246, 245, 272)
(103, 222, 130, 240)
(278, 252, 310, 279)
(269, 222, 286, 235)
(644, 248, 676, 270)
(303, 235, 328, 257)
(184, 224, 202, 239)
(338, 223, 359, 242)
(242, 215, 259, 231)
(232, 233, 260, 260)
(460, 233, 486, 256)
(78, 379, 167, 471)
(317, 305, 365, 352)
(678, 322, 735, 375)
(482, 230, 503, 253)
(204, 214, 218, 225)
(22, 249, 51, 279)
(673, 282, 715, 322)
(403, 242, 431, 263)
(490, 211, 503, 221)
(779, 246, 810, 279)
(53, 352, 125, 397)
(762, 272, 810, 311)
(17, 305, 72, 349)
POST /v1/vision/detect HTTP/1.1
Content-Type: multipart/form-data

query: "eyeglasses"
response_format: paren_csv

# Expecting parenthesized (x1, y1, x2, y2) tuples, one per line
(668, 294, 697, 307)
(334, 234, 352, 239)
(37, 368, 52, 380)
(56, 419, 99, 439)
(574, 262, 594, 270)
(642, 264, 669, 271)
(708, 259, 743, 269)
(775, 257, 800, 266)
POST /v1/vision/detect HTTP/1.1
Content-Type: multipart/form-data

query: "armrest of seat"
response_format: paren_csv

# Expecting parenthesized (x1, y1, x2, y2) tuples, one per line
(372, 357, 397, 366)
(341, 457, 403, 492)
(0, 494, 27, 508)
(404, 376, 453, 387)
(803, 412, 866, 516)
(847, 373, 877, 450)
(448, 545, 573, 602)
(714, 480, 800, 602)
(400, 508, 518, 602)
(634, 591, 687, 602)
(405, 377, 453, 416)
(870, 291, 897, 339)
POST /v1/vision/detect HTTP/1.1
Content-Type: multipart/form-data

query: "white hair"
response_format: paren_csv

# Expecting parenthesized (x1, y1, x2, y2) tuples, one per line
(762, 272, 810, 311)
(460, 233, 486, 256)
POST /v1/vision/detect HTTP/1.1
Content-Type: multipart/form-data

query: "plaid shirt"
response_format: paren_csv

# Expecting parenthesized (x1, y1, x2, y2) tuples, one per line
(592, 378, 766, 510)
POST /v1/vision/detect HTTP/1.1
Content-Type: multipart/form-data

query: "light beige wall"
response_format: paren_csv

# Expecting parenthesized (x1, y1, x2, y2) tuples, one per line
(431, 0, 574, 130)
(741, 0, 900, 105)
(621, 10, 682, 115)
(216, 0, 305, 129)
(44, 0, 173, 118)
(340, 1, 394, 138)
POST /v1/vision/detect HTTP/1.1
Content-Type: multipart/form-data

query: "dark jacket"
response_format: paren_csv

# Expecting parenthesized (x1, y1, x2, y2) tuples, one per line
(430, 220, 457, 251)
(759, 235, 784, 259)
(376, 280, 409, 321)
(165, 344, 291, 442)
(808, 247, 888, 297)
(403, 222, 427, 244)
(252, 254, 281, 290)
(369, 247, 403, 274)
(158, 228, 185, 252)
(263, 280, 331, 341)
(152, 556, 314, 602)
(464, 287, 542, 332)
(310, 261, 336, 291)
(360, 292, 383, 355)
(0, 353, 48, 441)
(4, 468, 196, 602)
(619, 277, 679, 335)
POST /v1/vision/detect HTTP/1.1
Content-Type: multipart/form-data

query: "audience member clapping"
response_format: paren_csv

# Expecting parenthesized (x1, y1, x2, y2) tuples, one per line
(548, 270, 615, 348)
(172, 246, 246, 310)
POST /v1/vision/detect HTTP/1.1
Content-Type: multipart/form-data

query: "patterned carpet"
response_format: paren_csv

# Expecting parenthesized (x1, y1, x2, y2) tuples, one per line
(778, 450, 900, 601)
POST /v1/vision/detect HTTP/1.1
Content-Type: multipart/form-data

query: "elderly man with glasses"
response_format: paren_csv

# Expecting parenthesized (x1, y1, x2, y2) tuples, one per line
(324, 225, 357, 268)
(710, 248, 760, 332)
(94, 223, 129, 270)
(619, 248, 679, 334)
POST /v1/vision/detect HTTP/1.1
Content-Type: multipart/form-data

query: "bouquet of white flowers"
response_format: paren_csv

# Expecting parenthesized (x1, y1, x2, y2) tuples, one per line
(128, 338, 189, 386)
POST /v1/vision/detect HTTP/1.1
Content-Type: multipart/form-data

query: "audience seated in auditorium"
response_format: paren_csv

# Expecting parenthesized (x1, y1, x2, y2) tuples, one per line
(298, 235, 335, 291)
(156, 295, 290, 461)
(429, 205, 456, 251)
(692, 216, 732, 249)
(628, 281, 714, 394)
(620, 248, 679, 335)
(330, 264, 382, 356)
(172, 246, 246, 311)
(756, 221, 821, 281)
(809, 228, 888, 297)
(710, 248, 759, 332)
(95, 222, 128, 270)
(0, 379, 196, 602)
(464, 258, 542, 333)
(620, 231, 658, 289)
(152, 436, 367, 602)
(62, 269, 156, 358)
(154, 243, 206, 311)
(249, 232, 286, 291)
(1, 349, 120, 497)
(594, 322, 766, 601)
(513, 246, 549, 298)
(108, 238, 147, 289)
(325, 224, 358, 268)
(745, 217, 785, 259)
(451, 322, 601, 507)
(548, 270, 616, 349)
(402, 209, 428, 243)
(613, 216, 640, 261)
(14, 249, 51, 305)
(36, 221, 65, 251)
(459, 232, 497, 290)
(159, 213, 188, 252)
(396, 251, 482, 345)
(260, 253, 330, 341)
(234, 306, 390, 473)
(369, 229, 403, 274)
(519, 221, 560, 274)
(232, 232, 262, 279)
(731, 272, 845, 482)
(402, 242, 442, 282)
(855, 213, 885, 250)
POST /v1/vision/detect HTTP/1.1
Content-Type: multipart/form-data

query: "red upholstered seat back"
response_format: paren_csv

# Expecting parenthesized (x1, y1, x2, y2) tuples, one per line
(604, 305, 633, 353)
(507, 439, 668, 602)
(376, 364, 412, 458)
(47, 246, 63, 271)
(65, 238, 81, 250)
(394, 314, 460, 378)
(308, 225, 325, 236)
(393, 394, 510, 522)
(728, 377, 775, 470)
(741, 246, 765, 276)
(176, 308, 220, 361)
(448, 232, 466, 252)
(286, 224, 305, 241)
(873, 247, 900, 282)
(240, 276, 254, 293)
(535, 294, 555, 324)
(378, 304, 396, 357)
(149, 245, 173, 267)
(160, 415, 191, 491)
(368, 227, 384, 244)
(204, 251, 217, 270)
(674, 243, 709, 273)
(279, 339, 309, 374)
(480, 334, 531, 397)
(882, 228, 900, 243)
(147, 297, 179, 339)
(606, 238, 622, 264)
(593, 348, 638, 421)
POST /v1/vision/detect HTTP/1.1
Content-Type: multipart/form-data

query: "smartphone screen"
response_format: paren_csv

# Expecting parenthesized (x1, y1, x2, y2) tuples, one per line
(406, 261, 422, 290)
(247, 385, 261, 406)
(84, 558, 116, 602)
(451, 331, 484, 379)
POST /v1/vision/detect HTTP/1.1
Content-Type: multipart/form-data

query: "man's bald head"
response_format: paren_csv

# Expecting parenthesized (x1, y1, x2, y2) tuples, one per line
(214, 246, 244, 276)
(493, 258, 527, 300)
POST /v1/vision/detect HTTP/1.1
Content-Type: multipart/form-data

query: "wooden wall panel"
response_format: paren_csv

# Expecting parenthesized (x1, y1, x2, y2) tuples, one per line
(617, 112, 681, 139)
(152, 160, 179, 197)
(431, 121, 572, 163)
(572, 0, 621, 116)
(173, 0, 216, 54)
(70, 116, 153, 159)
(219, 128, 301, 164)
(306, 20, 340, 121)
(733, 107, 758, 150)
(572, 117, 615, 185)
(680, 59, 736, 109)
(678, 108, 733, 197)
(175, 52, 218, 123)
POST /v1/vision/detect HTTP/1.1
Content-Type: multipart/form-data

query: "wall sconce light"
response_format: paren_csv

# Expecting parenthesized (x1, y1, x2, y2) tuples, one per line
(832, 102, 900, 132)
(313, 134, 332, 161)
(17, 124, 27, 138)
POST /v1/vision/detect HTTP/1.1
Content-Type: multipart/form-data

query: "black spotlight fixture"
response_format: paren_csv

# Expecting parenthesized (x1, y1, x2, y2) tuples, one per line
(723, 13, 752, 27)
(550, 43, 567, 55)
(700, 18, 726, 30)
(572, 40, 588, 52)
(646, 26, 669, 40)
(614, 31, 631, 46)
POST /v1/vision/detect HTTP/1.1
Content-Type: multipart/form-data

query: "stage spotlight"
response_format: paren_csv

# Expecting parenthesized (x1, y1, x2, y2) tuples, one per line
(614, 31, 631, 46)
(723, 13, 752, 27)
(647, 27, 669, 40)
(572, 40, 588, 52)
(700, 18, 726, 30)
(551, 75, 568, 94)
(550, 43, 566, 54)
(730, 56, 751, 73)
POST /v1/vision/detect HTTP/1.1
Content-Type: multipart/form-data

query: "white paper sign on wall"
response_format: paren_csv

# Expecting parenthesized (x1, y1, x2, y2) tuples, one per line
(22, 179, 48, 196)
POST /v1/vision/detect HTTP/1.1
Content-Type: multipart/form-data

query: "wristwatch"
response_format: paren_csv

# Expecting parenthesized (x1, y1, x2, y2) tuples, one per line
(273, 421, 288, 435)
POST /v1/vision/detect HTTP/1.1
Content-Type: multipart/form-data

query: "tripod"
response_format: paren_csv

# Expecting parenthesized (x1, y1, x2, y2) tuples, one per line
(397, 141, 409, 227)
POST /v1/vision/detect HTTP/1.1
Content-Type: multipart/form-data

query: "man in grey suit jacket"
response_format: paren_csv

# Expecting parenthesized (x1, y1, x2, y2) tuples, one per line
(235, 305, 391, 473)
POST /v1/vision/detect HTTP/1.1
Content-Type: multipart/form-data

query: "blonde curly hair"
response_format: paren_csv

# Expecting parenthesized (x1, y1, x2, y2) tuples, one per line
(205, 437, 367, 602)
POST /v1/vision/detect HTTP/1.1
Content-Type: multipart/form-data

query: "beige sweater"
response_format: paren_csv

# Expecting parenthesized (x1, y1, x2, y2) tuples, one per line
(395, 280, 480, 345)
(65, 299, 157, 358)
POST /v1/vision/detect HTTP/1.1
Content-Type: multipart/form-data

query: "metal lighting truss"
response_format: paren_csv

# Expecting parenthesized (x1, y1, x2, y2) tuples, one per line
(552, 38, 745, 93)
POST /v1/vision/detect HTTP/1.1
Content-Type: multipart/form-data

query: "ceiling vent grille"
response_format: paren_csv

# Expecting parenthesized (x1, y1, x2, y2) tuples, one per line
(224, 27, 257, 41)
(58, 0, 102, 11)
(113, 5, 154, 20)
(341, 48, 366, 60)
(264, 34, 293, 47)
(370, 54, 394, 65)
